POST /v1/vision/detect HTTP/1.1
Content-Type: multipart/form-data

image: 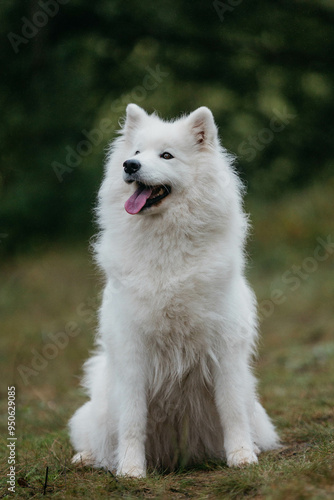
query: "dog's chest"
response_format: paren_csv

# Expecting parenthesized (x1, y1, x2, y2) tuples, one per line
(136, 267, 211, 326)
(111, 235, 228, 344)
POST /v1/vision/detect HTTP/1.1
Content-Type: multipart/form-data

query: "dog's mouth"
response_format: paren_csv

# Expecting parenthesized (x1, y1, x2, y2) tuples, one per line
(124, 182, 171, 215)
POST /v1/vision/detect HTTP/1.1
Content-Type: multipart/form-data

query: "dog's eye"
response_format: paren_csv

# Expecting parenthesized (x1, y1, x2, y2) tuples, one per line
(160, 152, 174, 160)
(134, 151, 140, 155)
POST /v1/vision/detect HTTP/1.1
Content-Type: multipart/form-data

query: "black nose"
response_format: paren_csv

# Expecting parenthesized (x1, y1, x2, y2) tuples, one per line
(123, 159, 141, 174)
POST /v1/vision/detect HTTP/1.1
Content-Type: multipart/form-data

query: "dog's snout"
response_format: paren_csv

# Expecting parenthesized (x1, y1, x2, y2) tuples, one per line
(123, 159, 141, 175)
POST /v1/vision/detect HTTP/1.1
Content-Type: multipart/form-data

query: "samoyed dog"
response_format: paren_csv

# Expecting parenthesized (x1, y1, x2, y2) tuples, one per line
(69, 104, 279, 477)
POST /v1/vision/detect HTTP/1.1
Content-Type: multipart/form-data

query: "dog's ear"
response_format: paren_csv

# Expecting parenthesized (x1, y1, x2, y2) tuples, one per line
(187, 107, 217, 148)
(123, 104, 147, 137)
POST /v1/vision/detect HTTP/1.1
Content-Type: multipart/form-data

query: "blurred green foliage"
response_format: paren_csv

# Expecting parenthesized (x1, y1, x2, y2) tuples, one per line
(0, 0, 333, 253)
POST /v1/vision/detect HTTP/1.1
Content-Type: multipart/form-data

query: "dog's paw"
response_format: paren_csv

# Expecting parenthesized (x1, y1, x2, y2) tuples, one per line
(227, 448, 258, 467)
(71, 451, 94, 467)
(116, 464, 146, 478)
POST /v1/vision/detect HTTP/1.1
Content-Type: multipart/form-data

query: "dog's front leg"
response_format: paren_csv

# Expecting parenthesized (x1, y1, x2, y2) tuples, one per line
(115, 343, 147, 478)
(213, 350, 258, 467)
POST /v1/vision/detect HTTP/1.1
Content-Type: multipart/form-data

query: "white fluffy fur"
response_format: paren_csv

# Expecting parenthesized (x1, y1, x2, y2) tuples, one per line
(69, 104, 279, 477)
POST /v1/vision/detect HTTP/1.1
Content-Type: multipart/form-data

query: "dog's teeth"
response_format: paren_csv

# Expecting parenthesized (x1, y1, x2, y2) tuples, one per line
(151, 187, 164, 198)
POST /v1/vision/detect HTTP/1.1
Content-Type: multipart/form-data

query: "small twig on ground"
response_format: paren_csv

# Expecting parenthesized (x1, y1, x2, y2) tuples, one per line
(43, 466, 49, 495)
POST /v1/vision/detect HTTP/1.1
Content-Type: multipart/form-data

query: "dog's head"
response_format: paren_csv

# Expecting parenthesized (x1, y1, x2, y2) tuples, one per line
(120, 104, 220, 215)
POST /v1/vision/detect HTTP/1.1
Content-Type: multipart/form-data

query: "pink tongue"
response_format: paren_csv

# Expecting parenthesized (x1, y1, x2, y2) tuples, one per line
(124, 185, 153, 214)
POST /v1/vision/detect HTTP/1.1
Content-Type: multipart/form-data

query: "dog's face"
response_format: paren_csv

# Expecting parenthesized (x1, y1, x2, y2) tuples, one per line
(121, 104, 218, 215)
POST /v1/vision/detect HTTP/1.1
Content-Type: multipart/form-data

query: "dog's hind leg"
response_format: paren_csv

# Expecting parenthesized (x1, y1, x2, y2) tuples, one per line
(69, 397, 118, 470)
(252, 401, 280, 452)
(69, 353, 118, 470)
(69, 401, 95, 466)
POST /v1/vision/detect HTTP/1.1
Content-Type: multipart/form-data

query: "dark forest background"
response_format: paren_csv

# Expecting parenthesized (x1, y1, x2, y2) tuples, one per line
(1, 0, 333, 253)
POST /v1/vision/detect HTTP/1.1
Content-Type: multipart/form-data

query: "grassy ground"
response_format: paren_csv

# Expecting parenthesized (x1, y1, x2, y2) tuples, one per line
(1, 182, 333, 499)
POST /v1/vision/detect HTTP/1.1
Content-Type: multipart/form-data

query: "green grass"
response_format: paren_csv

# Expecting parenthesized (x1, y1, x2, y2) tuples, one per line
(1, 181, 334, 498)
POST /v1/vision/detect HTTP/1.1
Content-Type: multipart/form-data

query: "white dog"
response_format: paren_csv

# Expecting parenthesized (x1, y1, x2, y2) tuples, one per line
(69, 104, 279, 477)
